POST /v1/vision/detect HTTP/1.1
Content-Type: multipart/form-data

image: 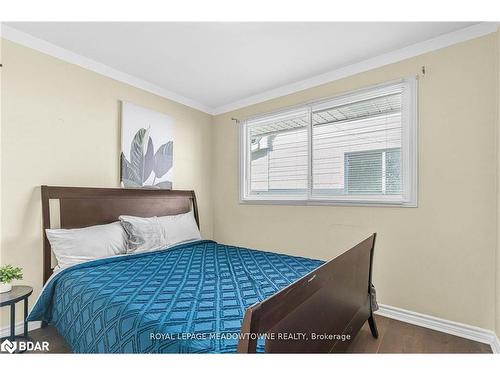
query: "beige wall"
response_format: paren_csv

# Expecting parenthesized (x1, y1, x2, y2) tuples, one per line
(1, 32, 500, 336)
(0, 39, 213, 326)
(212, 33, 499, 331)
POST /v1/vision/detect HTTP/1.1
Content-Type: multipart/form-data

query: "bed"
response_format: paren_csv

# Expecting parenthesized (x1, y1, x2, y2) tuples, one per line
(28, 185, 378, 353)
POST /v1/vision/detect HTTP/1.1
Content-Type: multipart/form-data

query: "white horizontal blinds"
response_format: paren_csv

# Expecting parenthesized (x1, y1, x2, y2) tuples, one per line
(247, 109, 309, 196)
(344, 148, 401, 194)
(311, 83, 403, 198)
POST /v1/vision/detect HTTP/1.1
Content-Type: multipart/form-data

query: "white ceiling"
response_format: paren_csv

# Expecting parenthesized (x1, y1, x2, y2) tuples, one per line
(3, 22, 484, 113)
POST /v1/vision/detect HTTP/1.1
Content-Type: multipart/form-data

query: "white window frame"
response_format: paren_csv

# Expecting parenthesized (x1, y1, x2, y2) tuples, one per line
(239, 77, 418, 207)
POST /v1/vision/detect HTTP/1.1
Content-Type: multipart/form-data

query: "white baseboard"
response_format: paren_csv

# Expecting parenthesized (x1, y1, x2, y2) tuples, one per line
(491, 335, 500, 354)
(376, 304, 500, 354)
(0, 321, 41, 338)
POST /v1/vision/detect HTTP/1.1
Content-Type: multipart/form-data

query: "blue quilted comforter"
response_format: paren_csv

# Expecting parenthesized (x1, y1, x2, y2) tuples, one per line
(28, 240, 323, 353)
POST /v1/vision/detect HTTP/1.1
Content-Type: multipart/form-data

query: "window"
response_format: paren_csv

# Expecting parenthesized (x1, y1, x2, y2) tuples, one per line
(344, 148, 400, 195)
(240, 78, 417, 206)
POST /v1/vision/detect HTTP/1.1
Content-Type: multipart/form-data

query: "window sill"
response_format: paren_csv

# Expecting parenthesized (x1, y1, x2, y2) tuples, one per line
(239, 198, 417, 208)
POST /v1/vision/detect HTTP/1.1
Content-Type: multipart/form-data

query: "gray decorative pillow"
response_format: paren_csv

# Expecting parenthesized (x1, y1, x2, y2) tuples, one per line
(119, 211, 201, 254)
(119, 215, 167, 253)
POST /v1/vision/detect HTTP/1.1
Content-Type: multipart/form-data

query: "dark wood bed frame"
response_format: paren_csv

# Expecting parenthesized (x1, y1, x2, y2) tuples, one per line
(41, 185, 378, 353)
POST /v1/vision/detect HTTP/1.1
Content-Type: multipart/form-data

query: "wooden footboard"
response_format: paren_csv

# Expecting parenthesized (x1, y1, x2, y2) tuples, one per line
(237, 234, 377, 353)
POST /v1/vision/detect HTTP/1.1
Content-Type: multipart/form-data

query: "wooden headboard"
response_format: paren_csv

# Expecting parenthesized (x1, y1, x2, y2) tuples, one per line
(41, 185, 199, 284)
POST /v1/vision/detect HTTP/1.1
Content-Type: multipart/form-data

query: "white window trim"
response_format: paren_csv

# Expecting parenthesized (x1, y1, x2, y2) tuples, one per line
(239, 77, 418, 207)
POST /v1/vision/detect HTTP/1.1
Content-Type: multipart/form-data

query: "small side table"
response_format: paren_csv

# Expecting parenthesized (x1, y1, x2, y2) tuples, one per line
(0, 285, 33, 344)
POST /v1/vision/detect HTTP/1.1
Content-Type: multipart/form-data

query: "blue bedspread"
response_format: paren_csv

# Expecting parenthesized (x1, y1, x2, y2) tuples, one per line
(28, 240, 323, 353)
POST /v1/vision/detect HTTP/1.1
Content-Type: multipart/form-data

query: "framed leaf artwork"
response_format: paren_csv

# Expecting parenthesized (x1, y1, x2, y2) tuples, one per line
(120, 102, 174, 189)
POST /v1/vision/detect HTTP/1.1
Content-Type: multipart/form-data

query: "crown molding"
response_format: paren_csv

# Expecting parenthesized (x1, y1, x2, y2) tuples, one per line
(0, 24, 214, 114)
(212, 22, 499, 115)
(1, 23, 498, 116)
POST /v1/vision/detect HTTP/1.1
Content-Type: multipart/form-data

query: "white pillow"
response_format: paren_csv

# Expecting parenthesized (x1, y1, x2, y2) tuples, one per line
(45, 222, 127, 269)
(157, 211, 202, 247)
(119, 211, 201, 254)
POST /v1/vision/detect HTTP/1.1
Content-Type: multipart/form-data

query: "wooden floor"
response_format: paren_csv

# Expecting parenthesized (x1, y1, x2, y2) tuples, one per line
(347, 315, 492, 353)
(28, 315, 492, 354)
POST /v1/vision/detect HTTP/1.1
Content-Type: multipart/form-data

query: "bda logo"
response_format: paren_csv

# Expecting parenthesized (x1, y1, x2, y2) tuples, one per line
(0, 338, 49, 353)
(1, 339, 17, 353)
